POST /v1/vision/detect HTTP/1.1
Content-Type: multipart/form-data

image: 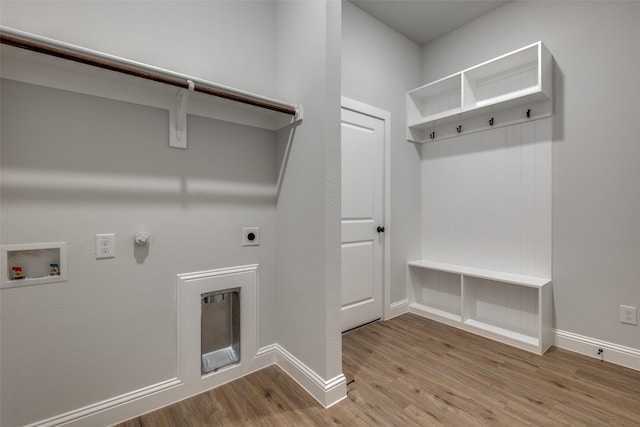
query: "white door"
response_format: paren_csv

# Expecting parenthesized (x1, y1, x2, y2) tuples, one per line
(341, 106, 385, 332)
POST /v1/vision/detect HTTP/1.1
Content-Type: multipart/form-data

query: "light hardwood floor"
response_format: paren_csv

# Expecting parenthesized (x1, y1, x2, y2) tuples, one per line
(117, 314, 640, 426)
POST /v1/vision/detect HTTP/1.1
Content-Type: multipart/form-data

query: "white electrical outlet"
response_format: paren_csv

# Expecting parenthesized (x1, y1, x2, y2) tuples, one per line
(96, 234, 115, 259)
(620, 305, 637, 325)
(242, 227, 260, 246)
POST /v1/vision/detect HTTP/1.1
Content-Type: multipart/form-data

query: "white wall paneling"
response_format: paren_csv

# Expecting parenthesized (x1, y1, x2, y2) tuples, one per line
(411, 115, 552, 354)
(421, 117, 552, 278)
(411, 267, 461, 321)
(463, 276, 539, 344)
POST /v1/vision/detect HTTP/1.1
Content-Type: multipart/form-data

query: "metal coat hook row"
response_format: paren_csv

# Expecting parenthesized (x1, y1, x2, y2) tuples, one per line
(456, 125, 462, 133)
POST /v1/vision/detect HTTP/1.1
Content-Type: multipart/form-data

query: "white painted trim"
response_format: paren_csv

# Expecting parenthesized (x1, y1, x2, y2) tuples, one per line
(177, 265, 258, 390)
(340, 97, 392, 322)
(554, 329, 640, 372)
(26, 341, 346, 426)
(175, 264, 259, 282)
(249, 343, 347, 407)
(246, 343, 278, 374)
(272, 344, 347, 408)
(388, 299, 409, 319)
(24, 378, 184, 427)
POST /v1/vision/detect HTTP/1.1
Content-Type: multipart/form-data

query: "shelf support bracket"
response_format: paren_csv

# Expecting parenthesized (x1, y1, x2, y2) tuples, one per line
(276, 105, 304, 200)
(169, 80, 195, 149)
(293, 104, 304, 125)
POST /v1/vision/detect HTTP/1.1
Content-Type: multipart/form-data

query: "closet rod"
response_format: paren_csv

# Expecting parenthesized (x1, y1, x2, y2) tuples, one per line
(0, 27, 297, 116)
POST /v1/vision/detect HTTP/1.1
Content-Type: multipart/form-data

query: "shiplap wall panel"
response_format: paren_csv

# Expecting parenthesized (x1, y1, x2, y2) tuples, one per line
(535, 118, 552, 278)
(419, 268, 461, 314)
(492, 127, 509, 273)
(421, 118, 552, 278)
(505, 124, 523, 275)
(520, 122, 537, 276)
(466, 277, 538, 337)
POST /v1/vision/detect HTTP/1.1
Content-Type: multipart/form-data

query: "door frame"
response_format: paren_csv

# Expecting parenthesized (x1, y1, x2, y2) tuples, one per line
(340, 97, 391, 321)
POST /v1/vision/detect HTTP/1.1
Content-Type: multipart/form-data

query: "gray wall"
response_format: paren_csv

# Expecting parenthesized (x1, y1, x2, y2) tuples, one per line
(0, 80, 278, 426)
(421, 1, 640, 349)
(0, 0, 342, 425)
(342, 1, 422, 306)
(274, 0, 343, 381)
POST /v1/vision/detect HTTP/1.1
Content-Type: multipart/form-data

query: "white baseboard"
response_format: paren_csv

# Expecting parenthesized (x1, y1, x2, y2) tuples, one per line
(27, 343, 345, 426)
(387, 299, 409, 320)
(27, 378, 186, 427)
(270, 344, 347, 408)
(554, 329, 640, 371)
(248, 343, 278, 372)
(249, 343, 347, 407)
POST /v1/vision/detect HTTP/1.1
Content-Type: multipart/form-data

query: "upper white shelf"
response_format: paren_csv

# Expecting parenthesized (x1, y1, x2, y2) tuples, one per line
(407, 41, 552, 143)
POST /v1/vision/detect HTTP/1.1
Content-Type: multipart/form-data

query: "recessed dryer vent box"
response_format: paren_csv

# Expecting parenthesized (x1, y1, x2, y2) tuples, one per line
(201, 288, 241, 374)
(1, 242, 68, 289)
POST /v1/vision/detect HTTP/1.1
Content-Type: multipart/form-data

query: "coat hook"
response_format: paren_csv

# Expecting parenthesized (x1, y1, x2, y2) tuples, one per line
(489, 117, 494, 126)
(429, 131, 435, 139)
(456, 125, 462, 133)
(526, 109, 531, 118)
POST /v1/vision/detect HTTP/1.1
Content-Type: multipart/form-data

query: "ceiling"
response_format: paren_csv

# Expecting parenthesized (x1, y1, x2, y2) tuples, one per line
(350, 0, 509, 46)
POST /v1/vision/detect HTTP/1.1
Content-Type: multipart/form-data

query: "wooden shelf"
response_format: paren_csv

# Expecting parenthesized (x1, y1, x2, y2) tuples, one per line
(407, 41, 552, 143)
(409, 259, 552, 354)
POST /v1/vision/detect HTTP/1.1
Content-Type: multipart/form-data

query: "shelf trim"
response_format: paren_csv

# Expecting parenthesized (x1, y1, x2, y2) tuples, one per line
(463, 41, 542, 78)
(409, 302, 541, 351)
(472, 86, 540, 108)
(408, 108, 552, 144)
(464, 318, 539, 347)
(407, 72, 462, 98)
(408, 259, 550, 288)
(409, 302, 461, 323)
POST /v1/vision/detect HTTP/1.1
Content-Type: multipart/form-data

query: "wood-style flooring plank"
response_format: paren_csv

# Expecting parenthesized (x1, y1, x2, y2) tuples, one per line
(116, 314, 640, 426)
